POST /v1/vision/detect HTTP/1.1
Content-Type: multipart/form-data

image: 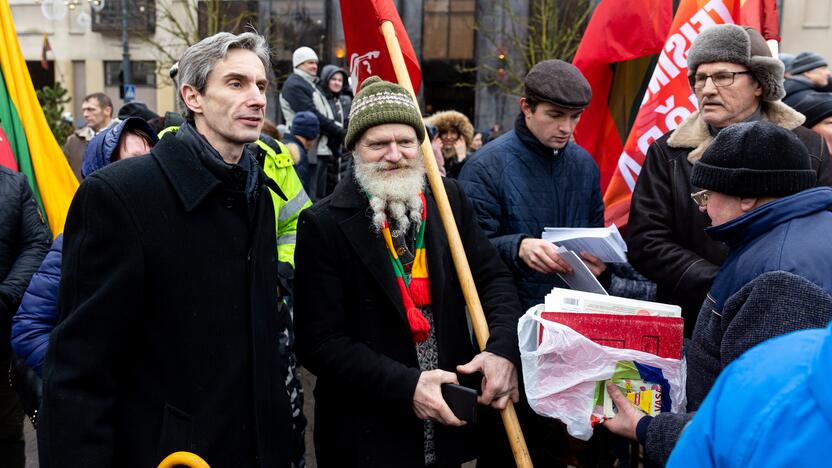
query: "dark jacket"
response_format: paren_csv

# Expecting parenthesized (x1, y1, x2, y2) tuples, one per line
(0, 166, 51, 353)
(319, 65, 352, 194)
(294, 175, 522, 467)
(458, 113, 605, 310)
(280, 71, 345, 149)
(627, 101, 832, 334)
(61, 129, 93, 182)
(283, 132, 311, 189)
(39, 123, 294, 468)
(11, 235, 62, 376)
(783, 76, 818, 107)
(644, 188, 832, 465)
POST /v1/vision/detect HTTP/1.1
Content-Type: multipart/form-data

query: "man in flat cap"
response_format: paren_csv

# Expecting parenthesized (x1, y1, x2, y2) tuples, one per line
(627, 24, 832, 336)
(459, 59, 606, 311)
(458, 59, 606, 464)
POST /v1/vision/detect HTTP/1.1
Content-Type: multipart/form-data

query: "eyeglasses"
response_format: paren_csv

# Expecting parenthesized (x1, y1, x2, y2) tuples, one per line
(690, 189, 711, 207)
(689, 71, 752, 89)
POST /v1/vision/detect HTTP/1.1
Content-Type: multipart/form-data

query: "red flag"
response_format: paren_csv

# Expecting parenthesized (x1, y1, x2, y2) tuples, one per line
(602, 0, 745, 228)
(0, 126, 17, 170)
(40, 33, 51, 70)
(340, 0, 421, 93)
(740, 0, 780, 41)
(573, 0, 672, 191)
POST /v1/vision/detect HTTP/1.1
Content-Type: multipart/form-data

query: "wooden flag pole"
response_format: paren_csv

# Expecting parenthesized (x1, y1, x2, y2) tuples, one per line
(379, 20, 533, 468)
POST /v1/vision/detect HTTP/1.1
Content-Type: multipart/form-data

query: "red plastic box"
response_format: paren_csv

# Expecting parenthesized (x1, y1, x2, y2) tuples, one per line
(540, 312, 684, 359)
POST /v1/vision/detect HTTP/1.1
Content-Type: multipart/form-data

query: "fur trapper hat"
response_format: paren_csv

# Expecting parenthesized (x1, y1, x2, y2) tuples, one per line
(687, 24, 785, 102)
(425, 110, 474, 146)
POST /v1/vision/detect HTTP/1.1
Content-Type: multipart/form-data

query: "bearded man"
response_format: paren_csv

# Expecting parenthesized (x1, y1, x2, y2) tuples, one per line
(294, 77, 523, 468)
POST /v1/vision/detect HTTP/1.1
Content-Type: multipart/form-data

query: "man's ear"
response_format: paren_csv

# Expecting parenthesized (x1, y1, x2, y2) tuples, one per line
(519, 97, 531, 118)
(740, 197, 758, 212)
(181, 84, 203, 116)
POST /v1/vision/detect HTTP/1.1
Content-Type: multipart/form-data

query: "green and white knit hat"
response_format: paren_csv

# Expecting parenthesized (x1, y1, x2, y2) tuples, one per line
(344, 76, 425, 149)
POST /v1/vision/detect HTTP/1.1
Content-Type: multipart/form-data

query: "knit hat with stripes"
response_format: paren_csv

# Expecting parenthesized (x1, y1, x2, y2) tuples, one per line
(344, 76, 425, 149)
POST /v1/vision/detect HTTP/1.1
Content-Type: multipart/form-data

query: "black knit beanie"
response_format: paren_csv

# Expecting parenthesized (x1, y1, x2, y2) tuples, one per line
(792, 92, 832, 129)
(790, 51, 828, 75)
(691, 121, 816, 197)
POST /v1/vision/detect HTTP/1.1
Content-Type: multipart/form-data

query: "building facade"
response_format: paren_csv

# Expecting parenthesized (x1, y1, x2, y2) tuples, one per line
(11, 0, 177, 125)
(13, 0, 537, 133)
(779, 0, 832, 63)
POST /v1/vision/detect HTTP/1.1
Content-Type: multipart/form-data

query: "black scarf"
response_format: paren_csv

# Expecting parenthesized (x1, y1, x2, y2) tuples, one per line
(178, 122, 260, 205)
(514, 112, 561, 159)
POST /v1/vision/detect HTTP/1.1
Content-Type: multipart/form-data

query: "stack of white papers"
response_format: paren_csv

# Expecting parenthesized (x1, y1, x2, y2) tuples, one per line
(554, 246, 607, 295)
(542, 225, 628, 263)
(544, 287, 681, 317)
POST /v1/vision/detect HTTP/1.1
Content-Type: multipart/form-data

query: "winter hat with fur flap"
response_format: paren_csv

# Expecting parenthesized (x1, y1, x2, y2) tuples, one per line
(425, 110, 474, 146)
(687, 24, 785, 102)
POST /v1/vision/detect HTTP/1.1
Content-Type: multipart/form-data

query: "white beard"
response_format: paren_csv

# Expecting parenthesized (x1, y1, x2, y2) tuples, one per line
(354, 155, 425, 234)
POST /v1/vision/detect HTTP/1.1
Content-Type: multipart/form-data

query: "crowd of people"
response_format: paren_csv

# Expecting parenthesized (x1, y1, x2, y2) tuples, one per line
(2, 23, 832, 467)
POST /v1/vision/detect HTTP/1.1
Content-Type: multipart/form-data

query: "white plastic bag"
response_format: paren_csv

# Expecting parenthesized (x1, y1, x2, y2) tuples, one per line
(518, 306, 686, 441)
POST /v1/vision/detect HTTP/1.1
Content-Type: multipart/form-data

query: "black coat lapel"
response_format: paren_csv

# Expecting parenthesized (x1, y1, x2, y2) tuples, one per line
(425, 189, 450, 325)
(335, 186, 408, 323)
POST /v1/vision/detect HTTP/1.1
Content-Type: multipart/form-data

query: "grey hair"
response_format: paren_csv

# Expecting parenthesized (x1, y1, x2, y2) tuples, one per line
(177, 31, 271, 119)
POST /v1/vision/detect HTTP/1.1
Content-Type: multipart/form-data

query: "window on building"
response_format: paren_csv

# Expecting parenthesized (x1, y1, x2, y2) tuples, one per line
(104, 61, 157, 87)
(422, 0, 476, 60)
(269, 0, 327, 57)
(268, 0, 328, 77)
(91, 0, 155, 34)
(26, 61, 55, 91)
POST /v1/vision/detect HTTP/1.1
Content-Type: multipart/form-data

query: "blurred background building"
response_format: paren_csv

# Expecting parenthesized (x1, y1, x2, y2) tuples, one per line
(10, 0, 825, 132)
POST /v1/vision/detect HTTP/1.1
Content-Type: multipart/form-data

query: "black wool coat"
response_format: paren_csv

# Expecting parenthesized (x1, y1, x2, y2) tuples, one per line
(39, 126, 294, 468)
(294, 175, 522, 467)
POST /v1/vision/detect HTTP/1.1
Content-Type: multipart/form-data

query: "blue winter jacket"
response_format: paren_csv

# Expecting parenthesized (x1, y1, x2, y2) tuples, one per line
(704, 187, 832, 314)
(81, 117, 157, 178)
(11, 235, 62, 376)
(10, 118, 153, 376)
(458, 114, 604, 309)
(668, 320, 832, 467)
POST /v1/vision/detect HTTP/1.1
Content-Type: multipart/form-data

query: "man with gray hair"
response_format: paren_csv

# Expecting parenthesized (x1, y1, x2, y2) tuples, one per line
(39, 32, 296, 467)
(627, 24, 832, 335)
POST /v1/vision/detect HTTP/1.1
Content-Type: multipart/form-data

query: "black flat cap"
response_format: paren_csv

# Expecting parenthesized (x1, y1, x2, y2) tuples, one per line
(524, 59, 592, 109)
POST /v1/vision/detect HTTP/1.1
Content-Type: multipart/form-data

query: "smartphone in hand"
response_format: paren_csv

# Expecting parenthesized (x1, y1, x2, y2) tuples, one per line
(441, 383, 478, 424)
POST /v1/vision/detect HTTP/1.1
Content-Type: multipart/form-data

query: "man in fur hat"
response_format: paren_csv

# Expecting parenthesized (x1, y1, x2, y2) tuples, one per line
(627, 24, 832, 336)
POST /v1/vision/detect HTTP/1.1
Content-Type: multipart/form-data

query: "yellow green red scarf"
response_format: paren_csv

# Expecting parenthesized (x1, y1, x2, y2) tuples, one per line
(380, 193, 430, 343)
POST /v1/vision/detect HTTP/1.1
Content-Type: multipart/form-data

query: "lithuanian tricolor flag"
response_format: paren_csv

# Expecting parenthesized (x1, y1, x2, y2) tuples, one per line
(0, 0, 78, 236)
